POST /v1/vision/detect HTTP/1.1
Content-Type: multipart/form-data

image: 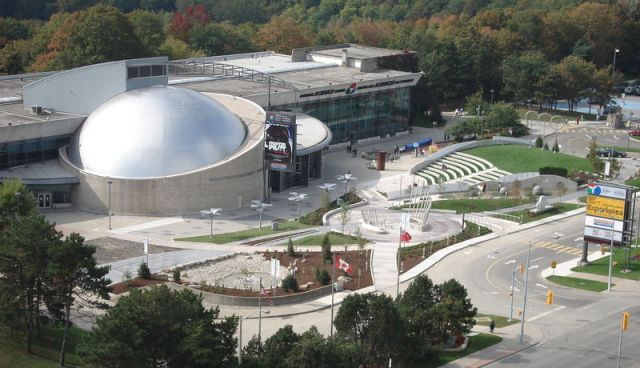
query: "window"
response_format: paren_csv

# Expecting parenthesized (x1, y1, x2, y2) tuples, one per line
(139, 65, 151, 78)
(127, 67, 139, 79)
(152, 65, 165, 76)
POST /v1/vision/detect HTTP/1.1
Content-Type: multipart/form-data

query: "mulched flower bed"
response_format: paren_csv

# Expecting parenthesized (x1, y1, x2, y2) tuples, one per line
(198, 250, 373, 297)
(110, 277, 168, 295)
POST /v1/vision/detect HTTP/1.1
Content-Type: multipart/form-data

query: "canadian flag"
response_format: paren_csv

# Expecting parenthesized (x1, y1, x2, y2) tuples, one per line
(400, 230, 412, 243)
(334, 255, 352, 275)
(260, 287, 273, 306)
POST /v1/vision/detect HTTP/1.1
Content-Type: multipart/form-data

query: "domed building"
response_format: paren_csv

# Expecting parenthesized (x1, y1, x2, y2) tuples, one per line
(59, 86, 265, 214)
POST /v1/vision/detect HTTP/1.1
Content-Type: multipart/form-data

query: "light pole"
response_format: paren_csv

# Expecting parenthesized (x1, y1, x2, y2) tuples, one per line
(610, 48, 620, 114)
(250, 200, 272, 230)
(519, 240, 532, 345)
(509, 267, 516, 321)
(107, 180, 113, 230)
(608, 230, 615, 292)
(287, 192, 308, 221)
(490, 89, 495, 105)
(336, 173, 357, 203)
(318, 183, 336, 207)
(237, 307, 270, 365)
(199, 208, 222, 238)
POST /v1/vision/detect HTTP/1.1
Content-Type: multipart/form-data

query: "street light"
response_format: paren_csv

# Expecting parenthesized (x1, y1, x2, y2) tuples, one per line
(336, 173, 357, 203)
(199, 208, 222, 238)
(519, 240, 532, 345)
(490, 89, 495, 105)
(250, 200, 272, 230)
(107, 180, 113, 230)
(610, 48, 620, 115)
(287, 192, 308, 221)
(237, 307, 270, 365)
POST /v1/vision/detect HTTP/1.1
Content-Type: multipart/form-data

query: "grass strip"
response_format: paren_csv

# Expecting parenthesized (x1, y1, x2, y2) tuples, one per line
(546, 275, 608, 292)
(463, 145, 593, 173)
(175, 221, 313, 244)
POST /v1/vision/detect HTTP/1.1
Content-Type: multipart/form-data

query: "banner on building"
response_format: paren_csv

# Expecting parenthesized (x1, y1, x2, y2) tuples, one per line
(264, 111, 296, 172)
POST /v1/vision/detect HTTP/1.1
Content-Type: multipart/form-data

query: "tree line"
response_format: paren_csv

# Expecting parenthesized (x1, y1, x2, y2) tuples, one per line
(0, 1, 638, 117)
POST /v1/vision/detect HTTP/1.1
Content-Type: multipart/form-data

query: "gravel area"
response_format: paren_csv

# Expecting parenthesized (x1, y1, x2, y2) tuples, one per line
(181, 254, 289, 289)
(87, 237, 183, 264)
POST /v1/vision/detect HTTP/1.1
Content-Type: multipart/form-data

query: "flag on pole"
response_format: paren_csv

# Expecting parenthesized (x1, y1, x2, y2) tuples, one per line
(400, 230, 412, 243)
(143, 237, 148, 254)
(334, 255, 352, 275)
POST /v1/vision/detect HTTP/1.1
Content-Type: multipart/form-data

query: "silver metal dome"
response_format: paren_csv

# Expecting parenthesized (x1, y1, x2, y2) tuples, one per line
(68, 86, 247, 178)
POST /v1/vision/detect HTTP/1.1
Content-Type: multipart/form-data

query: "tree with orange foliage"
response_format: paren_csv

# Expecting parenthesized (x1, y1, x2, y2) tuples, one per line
(253, 15, 310, 54)
(168, 4, 210, 42)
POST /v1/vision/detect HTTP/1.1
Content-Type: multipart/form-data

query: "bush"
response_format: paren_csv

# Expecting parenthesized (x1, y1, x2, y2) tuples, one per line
(282, 275, 299, 292)
(543, 143, 549, 150)
(316, 269, 331, 286)
(539, 166, 568, 177)
(535, 136, 543, 148)
(173, 268, 181, 283)
(287, 238, 296, 257)
(138, 262, 151, 279)
(300, 210, 324, 225)
(321, 233, 332, 264)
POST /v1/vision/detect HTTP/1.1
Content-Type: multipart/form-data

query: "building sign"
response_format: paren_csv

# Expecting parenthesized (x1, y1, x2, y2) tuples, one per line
(585, 196, 626, 221)
(298, 77, 418, 99)
(584, 227, 623, 243)
(264, 111, 296, 172)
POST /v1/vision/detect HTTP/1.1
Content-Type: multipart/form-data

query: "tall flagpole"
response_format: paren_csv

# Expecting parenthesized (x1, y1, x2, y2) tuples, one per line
(258, 277, 262, 346)
(396, 227, 402, 300)
(330, 253, 335, 338)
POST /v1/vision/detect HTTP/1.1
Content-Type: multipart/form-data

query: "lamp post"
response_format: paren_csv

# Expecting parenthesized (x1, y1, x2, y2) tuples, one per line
(519, 240, 532, 345)
(608, 230, 614, 292)
(610, 48, 620, 115)
(318, 183, 336, 207)
(336, 173, 357, 203)
(287, 192, 308, 221)
(199, 208, 222, 238)
(237, 307, 270, 365)
(490, 89, 495, 105)
(250, 200, 272, 230)
(107, 180, 113, 230)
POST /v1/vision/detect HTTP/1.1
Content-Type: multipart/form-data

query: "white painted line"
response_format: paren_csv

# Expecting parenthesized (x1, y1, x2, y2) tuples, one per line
(529, 265, 540, 270)
(487, 255, 497, 259)
(531, 257, 544, 263)
(505, 260, 516, 265)
(483, 291, 501, 295)
(512, 287, 520, 292)
(574, 237, 583, 242)
(528, 306, 566, 322)
(536, 283, 548, 289)
(586, 134, 592, 140)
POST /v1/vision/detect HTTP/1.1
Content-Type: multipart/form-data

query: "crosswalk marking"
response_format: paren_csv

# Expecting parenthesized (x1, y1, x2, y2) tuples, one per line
(533, 241, 583, 256)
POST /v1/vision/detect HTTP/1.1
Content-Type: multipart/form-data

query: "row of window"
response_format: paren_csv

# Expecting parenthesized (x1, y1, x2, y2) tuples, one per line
(0, 136, 71, 169)
(127, 65, 167, 80)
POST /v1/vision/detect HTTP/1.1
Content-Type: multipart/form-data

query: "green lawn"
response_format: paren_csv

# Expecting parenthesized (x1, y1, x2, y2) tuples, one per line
(572, 248, 640, 280)
(509, 203, 583, 223)
(430, 198, 532, 214)
(475, 314, 519, 328)
(546, 275, 609, 292)
(283, 232, 370, 246)
(418, 333, 502, 368)
(463, 145, 593, 173)
(0, 325, 88, 368)
(624, 178, 640, 190)
(175, 221, 313, 244)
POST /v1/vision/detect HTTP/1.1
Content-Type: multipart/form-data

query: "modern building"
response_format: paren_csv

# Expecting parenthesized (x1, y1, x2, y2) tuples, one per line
(0, 44, 419, 214)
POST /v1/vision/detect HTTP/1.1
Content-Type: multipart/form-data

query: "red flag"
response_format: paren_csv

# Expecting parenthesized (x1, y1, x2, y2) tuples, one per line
(400, 230, 412, 243)
(260, 287, 273, 305)
(333, 255, 352, 275)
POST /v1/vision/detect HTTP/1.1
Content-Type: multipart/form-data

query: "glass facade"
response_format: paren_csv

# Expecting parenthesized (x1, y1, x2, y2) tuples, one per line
(277, 87, 411, 144)
(0, 135, 71, 170)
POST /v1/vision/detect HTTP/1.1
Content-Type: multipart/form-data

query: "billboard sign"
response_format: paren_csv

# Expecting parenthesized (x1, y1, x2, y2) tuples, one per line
(583, 181, 633, 246)
(264, 111, 296, 172)
(585, 196, 626, 221)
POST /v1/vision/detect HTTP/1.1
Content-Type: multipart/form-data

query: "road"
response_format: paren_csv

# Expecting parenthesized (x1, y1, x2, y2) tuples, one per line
(426, 213, 640, 367)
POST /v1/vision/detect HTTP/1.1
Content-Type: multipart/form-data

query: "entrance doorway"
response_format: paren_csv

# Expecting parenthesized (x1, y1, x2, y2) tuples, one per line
(37, 192, 51, 208)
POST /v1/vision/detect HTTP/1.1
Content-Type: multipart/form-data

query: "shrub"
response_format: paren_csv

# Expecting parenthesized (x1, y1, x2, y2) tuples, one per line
(539, 167, 568, 177)
(287, 238, 296, 257)
(138, 262, 151, 279)
(316, 269, 331, 286)
(300, 210, 324, 225)
(321, 233, 332, 264)
(543, 142, 549, 150)
(552, 141, 559, 152)
(122, 270, 133, 286)
(535, 136, 543, 148)
(282, 275, 299, 292)
(173, 268, 181, 283)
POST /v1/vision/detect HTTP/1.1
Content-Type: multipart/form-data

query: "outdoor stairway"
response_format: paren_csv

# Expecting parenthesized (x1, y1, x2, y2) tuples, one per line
(415, 151, 511, 185)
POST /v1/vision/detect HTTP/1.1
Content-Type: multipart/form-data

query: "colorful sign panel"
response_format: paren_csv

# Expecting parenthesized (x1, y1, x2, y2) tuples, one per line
(584, 215, 624, 232)
(587, 182, 628, 200)
(264, 111, 296, 172)
(584, 227, 623, 243)
(585, 196, 626, 221)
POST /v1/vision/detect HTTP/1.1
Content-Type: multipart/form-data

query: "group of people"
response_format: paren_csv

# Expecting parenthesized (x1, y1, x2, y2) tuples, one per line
(346, 143, 358, 158)
(454, 107, 465, 116)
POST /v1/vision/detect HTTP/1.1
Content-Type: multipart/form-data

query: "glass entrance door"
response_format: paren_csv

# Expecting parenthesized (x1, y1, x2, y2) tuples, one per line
(37, 193, 52, 208)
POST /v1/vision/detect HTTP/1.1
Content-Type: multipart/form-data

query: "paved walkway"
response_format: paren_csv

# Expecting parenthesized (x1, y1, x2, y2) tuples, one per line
(371, 242, 398, 292)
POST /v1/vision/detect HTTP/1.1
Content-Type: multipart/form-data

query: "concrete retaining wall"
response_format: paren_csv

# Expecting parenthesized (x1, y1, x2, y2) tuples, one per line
(166, 282, 333, 307)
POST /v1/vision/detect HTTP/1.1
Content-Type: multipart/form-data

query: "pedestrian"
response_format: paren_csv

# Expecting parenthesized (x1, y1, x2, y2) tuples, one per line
(489, 319, 495, 333)
(347, 144, 351, 153)
(352, 148, 357, 158)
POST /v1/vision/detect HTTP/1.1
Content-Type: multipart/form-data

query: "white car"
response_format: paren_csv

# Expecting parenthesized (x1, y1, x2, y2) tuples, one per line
(625, 86, 634, 94)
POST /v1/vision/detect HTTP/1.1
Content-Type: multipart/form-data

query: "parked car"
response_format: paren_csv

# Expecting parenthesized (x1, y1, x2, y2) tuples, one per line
(628, 130, 640, 136)
(602, 105, 621, 115)
(613, 84, 627, 93)
(625, 85, 635, 94)
(596, 148, 627, 158)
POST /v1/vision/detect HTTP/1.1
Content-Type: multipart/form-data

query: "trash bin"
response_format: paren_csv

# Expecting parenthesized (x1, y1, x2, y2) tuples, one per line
(376, 151, 387, 171)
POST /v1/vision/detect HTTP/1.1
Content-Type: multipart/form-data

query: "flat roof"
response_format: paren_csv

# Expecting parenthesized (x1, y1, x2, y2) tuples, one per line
(0, 102, 84, 128)
(308, 44, 412, 59)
